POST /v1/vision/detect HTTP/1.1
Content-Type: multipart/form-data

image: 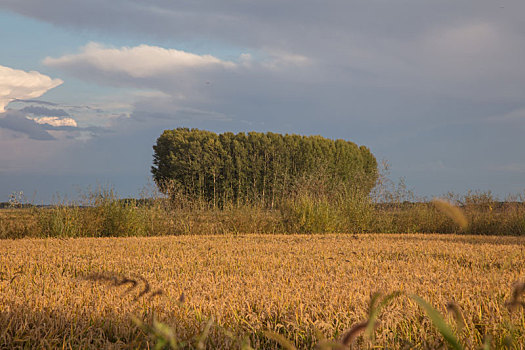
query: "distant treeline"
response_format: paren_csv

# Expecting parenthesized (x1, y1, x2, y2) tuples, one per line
(0, 203, 35, 209)
(152, 128, 377, 207)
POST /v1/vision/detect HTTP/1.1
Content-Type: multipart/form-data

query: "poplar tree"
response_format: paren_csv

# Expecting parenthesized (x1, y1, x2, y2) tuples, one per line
(152, 128, 378, 207)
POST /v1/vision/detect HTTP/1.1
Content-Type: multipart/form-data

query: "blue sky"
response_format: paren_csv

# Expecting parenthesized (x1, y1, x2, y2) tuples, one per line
(1, 1, 525, 203)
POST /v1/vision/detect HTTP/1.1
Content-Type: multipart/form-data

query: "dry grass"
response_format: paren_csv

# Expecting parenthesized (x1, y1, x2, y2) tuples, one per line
(431, 198, 469, 230)
(3, 190, 525, 238)
(1, 234, 524, 348)
(0, 208, 39, 238)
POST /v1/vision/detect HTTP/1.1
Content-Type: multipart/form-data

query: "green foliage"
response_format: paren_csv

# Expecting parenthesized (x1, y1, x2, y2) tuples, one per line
(409, 295, 463, 350)
(152, 129, 378, 208)
(4, 185, 525, 238)
(38, 205, 84, 237)
(279, 168, 375, 233)
(36, 187, 149, 238)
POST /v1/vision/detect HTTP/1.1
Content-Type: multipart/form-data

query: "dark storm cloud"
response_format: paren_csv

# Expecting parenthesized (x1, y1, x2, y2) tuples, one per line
(2, 0, 523, 47)
(0, 110, 55, 140)
(13, 99, 59, 106)
(37, 122, 108, 134)
(19, 105, 70, 117)
(0, 110, 109, 140)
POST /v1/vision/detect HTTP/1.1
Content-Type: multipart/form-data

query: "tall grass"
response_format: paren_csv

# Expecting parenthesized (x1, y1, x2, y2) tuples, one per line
(280, 172, 374, 233)
(36, 188, 149, 238)
(2, 175, 525, 238)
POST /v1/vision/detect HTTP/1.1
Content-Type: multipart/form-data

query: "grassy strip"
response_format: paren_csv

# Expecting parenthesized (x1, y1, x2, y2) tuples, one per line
(2, 190, 525, 238)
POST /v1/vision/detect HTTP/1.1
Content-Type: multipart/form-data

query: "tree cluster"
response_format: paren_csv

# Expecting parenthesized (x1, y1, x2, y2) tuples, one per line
(152, 128, 377, 208)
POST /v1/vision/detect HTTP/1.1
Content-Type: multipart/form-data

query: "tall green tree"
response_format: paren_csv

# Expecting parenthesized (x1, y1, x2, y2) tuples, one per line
(152, 128, 378, 208)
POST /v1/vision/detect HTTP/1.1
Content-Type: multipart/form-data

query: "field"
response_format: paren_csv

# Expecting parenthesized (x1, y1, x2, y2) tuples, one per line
(1, 234, 524, 349)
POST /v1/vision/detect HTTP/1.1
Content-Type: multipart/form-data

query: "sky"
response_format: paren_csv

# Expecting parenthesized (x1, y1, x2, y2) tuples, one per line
(1, 0, 525, 203)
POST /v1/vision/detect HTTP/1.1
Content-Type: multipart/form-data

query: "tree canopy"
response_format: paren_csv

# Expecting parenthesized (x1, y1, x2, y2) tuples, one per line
(152, 128, 377, 208)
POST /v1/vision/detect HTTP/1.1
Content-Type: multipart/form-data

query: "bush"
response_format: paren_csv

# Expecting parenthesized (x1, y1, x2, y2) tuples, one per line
(37, 188, 148, 238)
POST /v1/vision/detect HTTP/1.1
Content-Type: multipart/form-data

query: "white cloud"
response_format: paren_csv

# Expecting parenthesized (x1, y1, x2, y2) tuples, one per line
(261, 50, 312, 70)
(44, 42, 237, 78)
(42, 43, 315, 119)
(44, 43, 312, 83)
(33, 116, 78, 127)
(0, 65, 63, 112)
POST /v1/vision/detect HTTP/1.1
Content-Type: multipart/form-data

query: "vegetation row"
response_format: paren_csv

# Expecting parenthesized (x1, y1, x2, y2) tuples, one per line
(2, 185, 525, 239)
(152, 128, 377, 208)
(3, 128, 525, 238)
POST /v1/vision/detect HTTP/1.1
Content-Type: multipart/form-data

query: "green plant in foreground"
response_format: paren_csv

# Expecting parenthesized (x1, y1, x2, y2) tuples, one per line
(263, 283, 524, 350)
(133, 316, 180, 350)
(409, 295, 463, 350)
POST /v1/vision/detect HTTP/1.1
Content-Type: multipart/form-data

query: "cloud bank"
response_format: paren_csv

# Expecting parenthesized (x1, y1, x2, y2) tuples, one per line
(0, 65, 63, 112)
(43, 43, 309, 86)
(0, 102, 109, 141)
(19, 105, 70, 117)
(0, 110, 56, 140)
(42, 43, 314, 125)
(44, 42, 237, 78)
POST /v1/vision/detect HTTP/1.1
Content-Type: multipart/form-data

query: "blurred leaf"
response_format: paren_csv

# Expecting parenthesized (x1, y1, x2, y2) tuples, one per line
(264, 331, 297, 350)
(410, 295, 463, 350)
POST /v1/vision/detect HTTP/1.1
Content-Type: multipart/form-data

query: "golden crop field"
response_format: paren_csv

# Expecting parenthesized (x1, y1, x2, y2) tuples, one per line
(1, 234, 524, 349)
